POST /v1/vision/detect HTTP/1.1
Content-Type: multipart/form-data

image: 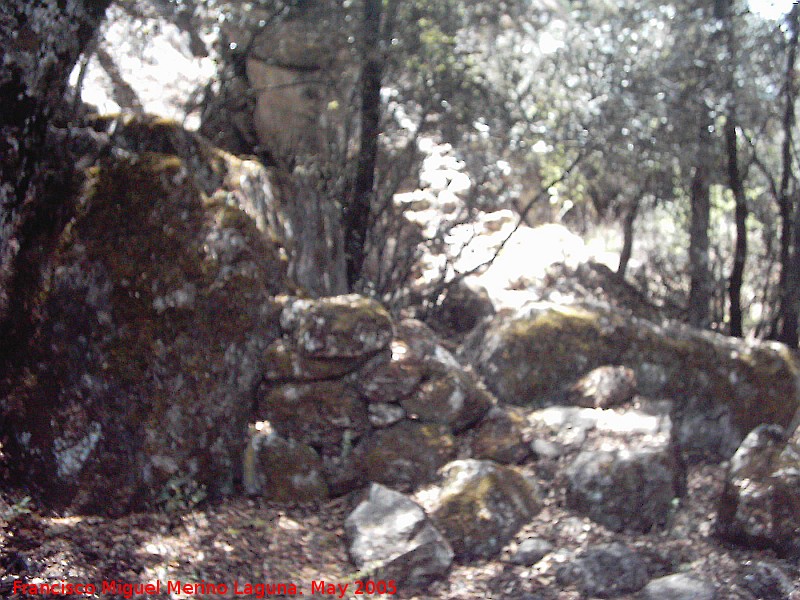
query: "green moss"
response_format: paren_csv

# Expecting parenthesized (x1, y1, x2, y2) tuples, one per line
(496, 306, 620, 403)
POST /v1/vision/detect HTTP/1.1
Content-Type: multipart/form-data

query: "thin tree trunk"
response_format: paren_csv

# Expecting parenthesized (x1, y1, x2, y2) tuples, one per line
(688, 130, 712, 329)
(617, 198, 640, 279)
(95, 46, 144, 114)
(775, 4, 799, 343)
(782, 195, 800, 347)
(725, 117, 747, 337)
(344, 0, 384, 289)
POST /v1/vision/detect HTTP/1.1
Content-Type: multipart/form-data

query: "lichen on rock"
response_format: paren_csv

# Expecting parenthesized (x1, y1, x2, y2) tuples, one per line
(5, 147, 288, 514)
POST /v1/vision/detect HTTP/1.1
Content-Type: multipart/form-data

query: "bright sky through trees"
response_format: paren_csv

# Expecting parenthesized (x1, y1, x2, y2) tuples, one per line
(749, 0, 796, 20)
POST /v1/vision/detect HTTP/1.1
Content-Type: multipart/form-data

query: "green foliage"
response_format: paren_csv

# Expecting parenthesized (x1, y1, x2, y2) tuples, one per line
(156, 475, 208, 513)
(1, 496, 32, 520)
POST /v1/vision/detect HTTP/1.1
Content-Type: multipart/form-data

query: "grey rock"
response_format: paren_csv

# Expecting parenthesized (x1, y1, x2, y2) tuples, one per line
(639, 573, 716, 600)
(401, 364, 492, 432)
(358, 339, 424, 403)
(256, 380, 368, 456)
(555, 542, 648, 597)
(739, 561, 796, 600)
(567, 365, 637, 408)
(367, 402, 406, 428)
(717, 424, 800, 558)
(508, 538, 553, 566)
(352, 422, 456, 492)
(472, 406, 531, 464)
(531, 438, 564, 460)
(566, 441, 682, 532)
(242, 424, 328, 502)
(345, 484, 453, 589)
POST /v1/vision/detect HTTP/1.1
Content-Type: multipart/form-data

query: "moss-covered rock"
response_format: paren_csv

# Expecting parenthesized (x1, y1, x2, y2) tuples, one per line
(5, 149, 288, 514)
(429, 459, 542, 560)
(462, 302, 800, 458)
(462, 303, 623, 406)
(261, 294, 392, 382)
(256, 380, 368, 456)
(358, 339, 425, 403)
(242, 422, 328, 502)
(470, 406, 531, 464)
(353, 421, 456, 492)
(279, 294, 392, 359)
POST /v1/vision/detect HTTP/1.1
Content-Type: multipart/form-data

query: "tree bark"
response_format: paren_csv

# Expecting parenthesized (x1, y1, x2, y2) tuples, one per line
(688, 129, 712, 329)
(344, 0, 384, 290)
(776, 4, 800, 346)
(0, 0, 111, 365)
(617, 198, 640, 279)
(725, 117, 747, 337)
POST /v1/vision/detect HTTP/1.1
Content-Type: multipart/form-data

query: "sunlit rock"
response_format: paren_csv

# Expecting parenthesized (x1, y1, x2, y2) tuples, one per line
(345, 484, 453, 589)
(428, 459, 542, 560)
(462, 301, 800, 460)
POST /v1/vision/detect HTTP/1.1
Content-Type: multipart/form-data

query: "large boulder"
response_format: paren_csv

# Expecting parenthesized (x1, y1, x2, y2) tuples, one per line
(462, 301, 800, 459)
(345, 484, 453, 589)
(427, 459, 542, 560)
(716, 424, 800, 557)
(565, 433, 682, 533)
(3, 148, 288, 514)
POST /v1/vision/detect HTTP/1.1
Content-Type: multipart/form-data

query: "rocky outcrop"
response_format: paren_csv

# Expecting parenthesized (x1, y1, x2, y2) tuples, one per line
(716, 424, 800, 558)
(344, 484, 453, 589)
(462, 301, 800, 459)
(4, 149, 288, 514)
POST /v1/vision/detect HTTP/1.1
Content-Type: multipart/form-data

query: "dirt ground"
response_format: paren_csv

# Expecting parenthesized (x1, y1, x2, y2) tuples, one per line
(2, 462, 799, 600)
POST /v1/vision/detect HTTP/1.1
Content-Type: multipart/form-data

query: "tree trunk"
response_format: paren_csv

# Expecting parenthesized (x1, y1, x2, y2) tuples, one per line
(688, 132, 712, 329)
(343, 0, 384, 289)
(782, 196, 800, 347)
(617, 198, 640, 279)
(0, 0, 110, 366)
(776, 4, 800, 345)
(725, 117, 747, 338)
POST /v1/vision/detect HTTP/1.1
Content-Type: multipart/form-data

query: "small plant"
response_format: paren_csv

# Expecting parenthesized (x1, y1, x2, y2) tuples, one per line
(1, 495, 32, 521)
(156, 476, 207, 513)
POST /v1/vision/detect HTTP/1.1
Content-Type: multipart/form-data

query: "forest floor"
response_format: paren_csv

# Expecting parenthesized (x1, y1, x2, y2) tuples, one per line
(2, 461, 798, 599)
